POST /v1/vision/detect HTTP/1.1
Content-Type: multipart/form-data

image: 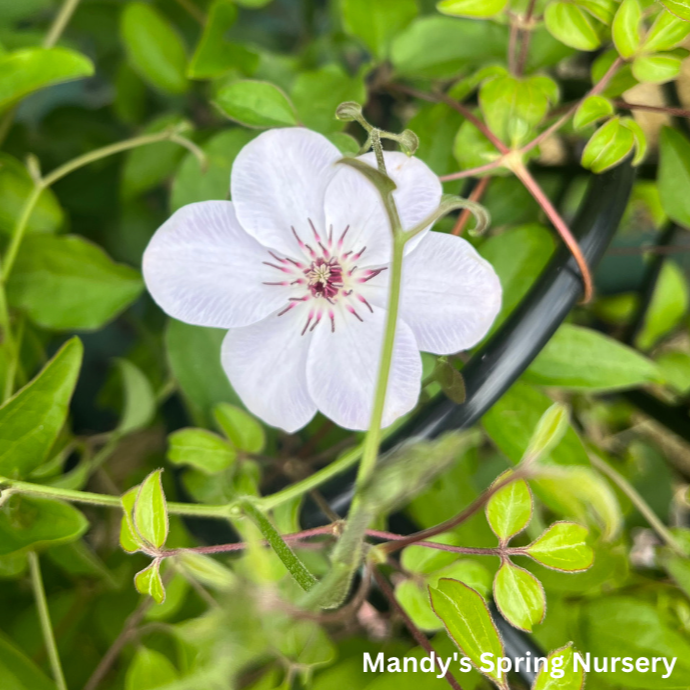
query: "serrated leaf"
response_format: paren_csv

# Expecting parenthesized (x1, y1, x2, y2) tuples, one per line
(168, 428, 236, 474)
(526, 522, 594, 571)
(544, 2, 601, 51)
(115, 359, 156, 436)
(644, 9, 690, 52)
(612, 0, 642, 58)
(134, 470, 168, 550)
(573, 95, 614, 130)
(0, 47, 94, 111)
(0, 337, 82, 479)
(437, 0, 508, 18)
(486, 471, 533, 541)
(430, 578, 507, 689)
(581, 117, 634, 173)
(135, 560, 166, 604)
(213, 403, 265, 453)
(533, 644, 585, 690)
(632, 54, 682, 83)
(125, 646, 179, 690)
(493, 561, 545, 632)
(120, 487, 143, 553)
(215, 80, 297, 128)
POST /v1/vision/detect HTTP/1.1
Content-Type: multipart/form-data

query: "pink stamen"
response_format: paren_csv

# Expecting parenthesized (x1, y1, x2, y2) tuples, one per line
(329, 312, 335, 332)
(353, 246, 367, 260)
(338, 225, 350, 247)
(360, 267, 388, 283)
(263, 261, 291, 273)
(347, 305, 364, 322)
(358, 295, 374, 313)
(277, 304, 295, 316)
(308, 219, 321, 242)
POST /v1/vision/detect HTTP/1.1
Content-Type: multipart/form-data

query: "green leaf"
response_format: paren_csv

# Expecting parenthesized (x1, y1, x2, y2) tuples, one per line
(215, 80, 297, 128)
(632, 54, 682, 83)
(524, 402, 570, 464)
(120, 2, 188, 95)
(437, 0, 508, 18)
(612, 0, 642, 58)
(486, 471, 533, 541)
(544, 2, 601, 51)
(115, 359, 156, 436)
(526, 522, 594, 571)
(524, 324, 663, 391)
(482, 381, 589, 468)
(643, 9, 690, 52)
(661, 0, 690, 22)
(433, 357, 466, 404)
(0, 338, 82, 479)
(579, 0, 618, 24)
(636, 261, 689, 350)
(532, 644, 585, 690)
(134, 470, 169, 550)
(176, 551, 236, 591)
(0, 634, 56, 690)
(656, 350, 690, 394)
(292, 65, 367, 134)
(125, 647, 179, 690)
(592, 49, 639, 97)
(573, 95, 614, 130)
(493, 561, 545, 632)
(621, 116, 647, 165)
(583, 598, 690, 688)
(0, 47, 94, 111)
(171, 128, 255, 211)
(341, 0, 418, 59)
(213, 403, 265, 453)
(0, 496, 88, 557)
(168, 428, 236, 474)
(453, 116, 504, 174)
(165, 319, 241, 427)
(120, 487, 142, 553)
(582, 117, 635, 173)
(429, 578, 507, 689)
(275, 619, 336, 669)
(659, 126, 690, 226)
(7, 235, 143, 331)
(0, 153, 63, 237)
(391, 16, 508, 79)
(134, 561, 166, 604)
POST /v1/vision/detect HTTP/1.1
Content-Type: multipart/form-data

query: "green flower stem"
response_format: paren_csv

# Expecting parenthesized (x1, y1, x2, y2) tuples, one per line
(0, 477, 232, 519)
(590, 454, 686, 556)
(241, 500, 317, 591)
(29, 551, 68, 690)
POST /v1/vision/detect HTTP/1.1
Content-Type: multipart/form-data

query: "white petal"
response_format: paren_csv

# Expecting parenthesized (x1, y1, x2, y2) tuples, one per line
(221, 307, 316, 433)
(231, 128, 341, 257)
(143, 201, 288, 329)
(397, 232, 502, 355)
(323, 151, 442, 266)
(306, 309, 422, 431)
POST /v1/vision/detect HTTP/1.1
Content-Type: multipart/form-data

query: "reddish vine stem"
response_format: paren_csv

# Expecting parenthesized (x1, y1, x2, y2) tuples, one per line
(614, 99, 690, 119)
(372, 568, 464, 690)
(452, 177, 491, 236)
(440, 159, 504, 181)
(516, 0, 539, 76)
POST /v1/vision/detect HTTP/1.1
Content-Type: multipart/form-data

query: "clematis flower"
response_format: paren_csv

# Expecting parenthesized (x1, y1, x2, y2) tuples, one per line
(143, 128, 501, 432)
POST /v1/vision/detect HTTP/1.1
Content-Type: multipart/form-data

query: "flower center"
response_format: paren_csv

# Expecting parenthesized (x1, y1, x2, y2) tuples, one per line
(262, 219, 387, 334)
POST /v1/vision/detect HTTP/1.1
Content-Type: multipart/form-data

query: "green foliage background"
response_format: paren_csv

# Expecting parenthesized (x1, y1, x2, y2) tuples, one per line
(2, 0, 690, 689)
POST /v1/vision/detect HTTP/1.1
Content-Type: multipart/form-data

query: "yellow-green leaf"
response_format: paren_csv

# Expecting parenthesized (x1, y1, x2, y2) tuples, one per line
(612, 0, 642, 58)
(133, 470, 168, 550)
(134, 560, 166, 604)
(486, 470, 533, 541)
(526, 522, 594, 571)
(493, 561, 545, 632)
(533, 644, 585, 690)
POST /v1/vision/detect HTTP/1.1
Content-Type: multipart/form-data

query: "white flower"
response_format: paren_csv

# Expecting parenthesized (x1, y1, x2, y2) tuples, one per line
(143, 128, 502, 433)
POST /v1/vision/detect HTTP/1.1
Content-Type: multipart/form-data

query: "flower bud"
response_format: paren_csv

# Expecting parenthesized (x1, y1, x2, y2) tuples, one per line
(335, 101, 363, 122)
(398, 129, 419, 156)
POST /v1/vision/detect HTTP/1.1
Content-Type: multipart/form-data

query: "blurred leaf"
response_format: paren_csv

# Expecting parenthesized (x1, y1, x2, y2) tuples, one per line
(592, 49, 639, 97)
(134, 561, 166, 603)
(144, 571, 188, 621)
(643, 9, 690, 52)
(171, 128, 255, 211)
(430, 578, 507, 689)
(573, 95, 614, 130)
(215, 80, 297, 128)
(661, 0, 690, 21)
(433, 357, 466, 404)
(612, 0, 642, 58)
(437, 0, 508, 17)
(0, 634, 56, 690)
(276, 619, 335, 669)
(341, 0, 418, 59)
(115, 359, 156, 436)
(532, 644, 584, 690)
(0, 496, 88, 557)
(176, 551, 236, 591)
(525, 522, 594, 571)
(523, 402, 570, 464)
(7, 235, 143, 331)
(391, 17, 508, 79)
(407, 102, 464, 176)
(659, 126, 690, 226)
(452, 116, 504, 173)
(621, 116, 647, 165)
(493, 561, 545, 632)
(486, 471, 533, 541)
(165, 319, 241, 427)
(544, 2, 601, 51)
(581, 117, 635, 173)
(0, 47, 94, 111)
(656, 350, 690, 394)
(0, 153, 63, 237)
(0, 338, 82, 479)
(134, 469, 168, 550)
(578, 0, 618, 24)
(213, 403, 265, 453)
(636, 261, 689, 350)
(632, 54, 683, 83)
(168, 428, 236, 474)
(524, 324, 663, 391)
(120, 2, 188, 95)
